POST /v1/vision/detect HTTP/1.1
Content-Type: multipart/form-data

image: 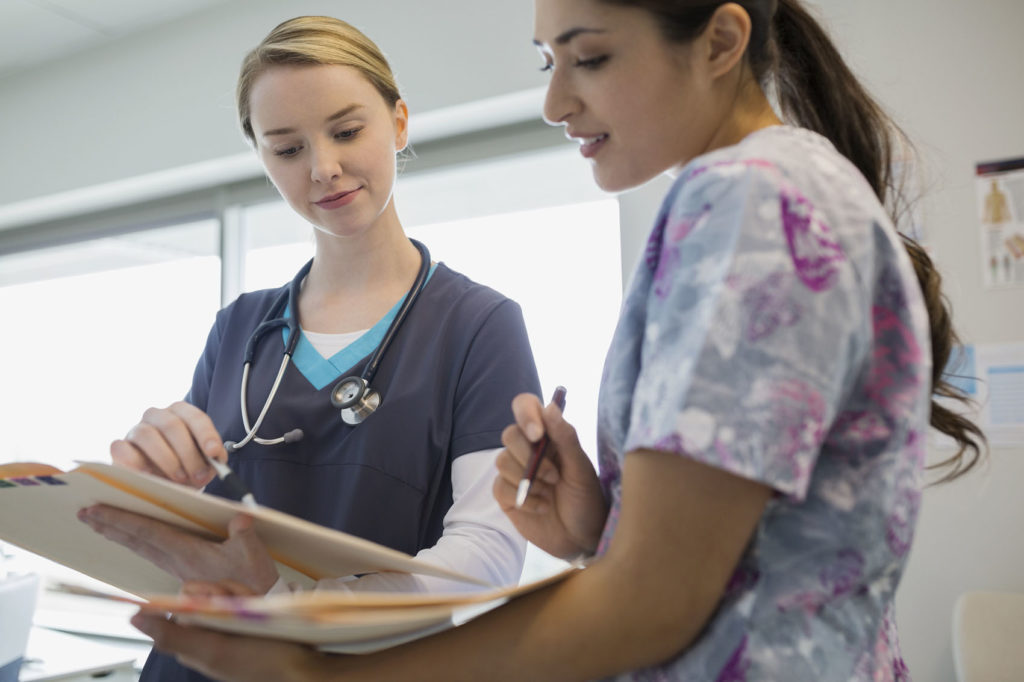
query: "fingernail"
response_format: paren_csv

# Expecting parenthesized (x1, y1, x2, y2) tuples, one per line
(172, 469, 188, 483)
(205, 440, 223, 455)
(193, 467, 211, 483)
(526, 423, 543, 442)
(542, 469, 559, 484)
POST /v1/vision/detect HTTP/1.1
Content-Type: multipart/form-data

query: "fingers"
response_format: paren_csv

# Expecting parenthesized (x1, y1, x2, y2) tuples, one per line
(78, 504, 178, 569)
(182, 580, 257, 598)
(224, 514, 279, 594)
(510, 393, 545, 442)
(114, 402, 224, 486)
(77, 504, 219, 581)
(167, 402, 229, 464)
(110, 440, 165, 478)
(131, 612, 320, 681)
(181, 581, 231, 599)
(130, 613, 231, 673)
(509, 391, 578, 454)
(491, 467, 553, 514)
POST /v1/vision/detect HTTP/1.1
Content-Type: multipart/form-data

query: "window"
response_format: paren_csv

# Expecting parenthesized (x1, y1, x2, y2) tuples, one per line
(0, 219, 220, 641)
(0, 219, 221, 472)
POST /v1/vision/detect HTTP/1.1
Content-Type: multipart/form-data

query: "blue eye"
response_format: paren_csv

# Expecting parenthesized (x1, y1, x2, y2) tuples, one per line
(274, 146, 301, 157)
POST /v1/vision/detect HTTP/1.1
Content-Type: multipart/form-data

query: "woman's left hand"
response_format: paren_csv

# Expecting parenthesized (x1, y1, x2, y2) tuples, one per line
(132, 613, 326, 682)
(77, 506, 280, 594)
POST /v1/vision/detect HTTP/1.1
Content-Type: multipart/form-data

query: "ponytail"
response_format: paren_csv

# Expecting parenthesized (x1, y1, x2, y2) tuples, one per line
(599, 0, 987, 482)
(769, 0, 986, 482)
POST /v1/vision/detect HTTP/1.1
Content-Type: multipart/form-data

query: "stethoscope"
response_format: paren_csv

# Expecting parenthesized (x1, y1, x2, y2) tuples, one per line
(224, 239, 431, 454)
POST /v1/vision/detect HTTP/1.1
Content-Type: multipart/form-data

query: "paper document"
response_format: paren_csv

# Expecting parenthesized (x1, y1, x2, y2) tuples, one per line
(0, 461, 484, 597)
(55, 567, 577, 654)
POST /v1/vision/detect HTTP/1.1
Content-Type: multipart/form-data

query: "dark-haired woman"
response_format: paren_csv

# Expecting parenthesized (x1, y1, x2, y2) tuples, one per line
(133, 1, 984, 679)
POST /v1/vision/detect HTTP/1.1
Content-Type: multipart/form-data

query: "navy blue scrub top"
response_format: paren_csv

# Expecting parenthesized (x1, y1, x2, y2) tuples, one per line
(141, 263, 540, 682)
(195, 262, 540, 553)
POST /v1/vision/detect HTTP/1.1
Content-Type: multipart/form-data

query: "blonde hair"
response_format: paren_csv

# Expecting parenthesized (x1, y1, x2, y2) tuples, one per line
(236, 16, 402, 143)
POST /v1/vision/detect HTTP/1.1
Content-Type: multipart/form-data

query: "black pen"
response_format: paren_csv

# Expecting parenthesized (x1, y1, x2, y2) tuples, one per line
(515, 386, 567, 509)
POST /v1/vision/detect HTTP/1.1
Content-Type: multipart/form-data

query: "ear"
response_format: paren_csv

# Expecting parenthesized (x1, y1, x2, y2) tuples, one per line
(703, 3, 752, 79)
(393, 99, 410, 152)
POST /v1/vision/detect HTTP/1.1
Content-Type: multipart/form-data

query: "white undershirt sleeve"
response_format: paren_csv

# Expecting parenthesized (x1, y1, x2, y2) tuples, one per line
(267, 447, 524, 595)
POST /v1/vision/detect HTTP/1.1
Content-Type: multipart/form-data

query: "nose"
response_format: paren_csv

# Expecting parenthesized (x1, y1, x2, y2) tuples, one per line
(542, 66, 579, 127)
(309, 142, 342, 184)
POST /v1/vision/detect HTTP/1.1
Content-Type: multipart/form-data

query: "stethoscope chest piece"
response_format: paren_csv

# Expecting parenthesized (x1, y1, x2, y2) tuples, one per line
(331, 376, 381, 425)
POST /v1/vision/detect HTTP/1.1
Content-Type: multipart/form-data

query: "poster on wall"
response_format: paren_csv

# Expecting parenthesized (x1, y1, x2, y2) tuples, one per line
(976, 157, 1024, 288)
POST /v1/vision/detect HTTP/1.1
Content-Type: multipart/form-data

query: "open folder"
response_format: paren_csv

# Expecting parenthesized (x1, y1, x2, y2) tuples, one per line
(0, 461, 578, 652)
(0, 461, 486, 596)
(57, 566, 576, 654)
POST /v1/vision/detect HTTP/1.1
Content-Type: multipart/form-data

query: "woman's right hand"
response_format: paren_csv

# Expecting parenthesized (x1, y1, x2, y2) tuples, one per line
(493, 393, 608, 562)
(110, 401, 226, 488)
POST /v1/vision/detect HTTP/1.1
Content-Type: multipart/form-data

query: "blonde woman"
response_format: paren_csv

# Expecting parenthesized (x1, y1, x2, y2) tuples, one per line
(79, 16, 541, 682)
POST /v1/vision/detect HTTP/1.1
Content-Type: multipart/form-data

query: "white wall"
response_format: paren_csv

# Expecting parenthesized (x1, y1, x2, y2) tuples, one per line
(1, 1, 1021, 680)
(814, 2, 1024, 680)
(0, 0, 546, 206)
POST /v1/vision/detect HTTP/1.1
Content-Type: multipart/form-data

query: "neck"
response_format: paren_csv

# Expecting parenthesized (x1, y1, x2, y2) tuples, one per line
(298, 200, 424, 333)
(308, 200, 414, 289)
(704, 71, 783, 153)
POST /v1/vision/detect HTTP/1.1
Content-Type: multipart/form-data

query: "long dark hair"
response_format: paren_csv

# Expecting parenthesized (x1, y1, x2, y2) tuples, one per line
(601, 0, 986, 482)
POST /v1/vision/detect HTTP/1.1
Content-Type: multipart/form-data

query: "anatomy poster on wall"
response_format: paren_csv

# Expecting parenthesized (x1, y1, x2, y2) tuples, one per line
(976, 157, 1024, 288)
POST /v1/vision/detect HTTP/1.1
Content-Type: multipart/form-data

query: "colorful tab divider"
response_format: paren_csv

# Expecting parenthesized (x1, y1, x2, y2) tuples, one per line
(0, 476, 67, 486)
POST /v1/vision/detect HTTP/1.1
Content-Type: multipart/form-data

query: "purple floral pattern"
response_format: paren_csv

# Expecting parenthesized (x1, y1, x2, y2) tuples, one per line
(595, 127, 931, 681)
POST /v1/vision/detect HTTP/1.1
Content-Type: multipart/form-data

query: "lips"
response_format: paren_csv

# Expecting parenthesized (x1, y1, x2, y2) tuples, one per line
(569, 132, 609, 159)
(315, 188, 361, 209)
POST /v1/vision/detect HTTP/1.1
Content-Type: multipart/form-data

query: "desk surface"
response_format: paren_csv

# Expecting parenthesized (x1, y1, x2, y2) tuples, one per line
(21, 627, 143, 682)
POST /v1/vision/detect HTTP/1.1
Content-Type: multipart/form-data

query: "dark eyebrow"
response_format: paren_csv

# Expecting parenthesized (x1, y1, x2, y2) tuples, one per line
(532, 27, 607, 47)
(262, 104, 365, 137)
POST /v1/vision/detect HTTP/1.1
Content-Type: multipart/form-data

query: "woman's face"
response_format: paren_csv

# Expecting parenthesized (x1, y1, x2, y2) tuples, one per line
(248, 64, 407, 239)
(533, 0, 723, 192)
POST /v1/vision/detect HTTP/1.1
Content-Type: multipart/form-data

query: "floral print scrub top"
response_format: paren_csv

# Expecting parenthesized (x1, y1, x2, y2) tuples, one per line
(596, 126, 931, 681)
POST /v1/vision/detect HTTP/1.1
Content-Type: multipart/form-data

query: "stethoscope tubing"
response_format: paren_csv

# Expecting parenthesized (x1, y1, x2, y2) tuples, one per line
(229, 240, 430, 451)
(360, 240, 430, 385)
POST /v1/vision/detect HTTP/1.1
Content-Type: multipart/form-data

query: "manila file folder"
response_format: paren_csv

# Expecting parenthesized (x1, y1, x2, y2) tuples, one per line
(0, 461, 483, 597)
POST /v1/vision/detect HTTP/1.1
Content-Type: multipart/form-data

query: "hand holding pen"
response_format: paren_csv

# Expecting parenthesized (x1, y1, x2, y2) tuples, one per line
(206, 453, 258, 510)
(110, 401, 258, 509)
(500, 386, 608, 563)
(516, 386, 568, 508)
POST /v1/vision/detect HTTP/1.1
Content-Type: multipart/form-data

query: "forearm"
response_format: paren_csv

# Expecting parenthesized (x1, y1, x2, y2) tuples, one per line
(308, 450, 771, 681)
(311, 549, 705, 682)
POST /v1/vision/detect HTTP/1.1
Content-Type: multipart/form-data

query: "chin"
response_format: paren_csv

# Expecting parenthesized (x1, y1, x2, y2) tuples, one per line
(594, 157, 674, 193)
(591, 168, 643, 194)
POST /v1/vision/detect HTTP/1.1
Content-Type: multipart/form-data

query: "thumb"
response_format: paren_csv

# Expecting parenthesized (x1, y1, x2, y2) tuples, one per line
(541, 401, 586, 465)
(227, 514, 256, 539)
